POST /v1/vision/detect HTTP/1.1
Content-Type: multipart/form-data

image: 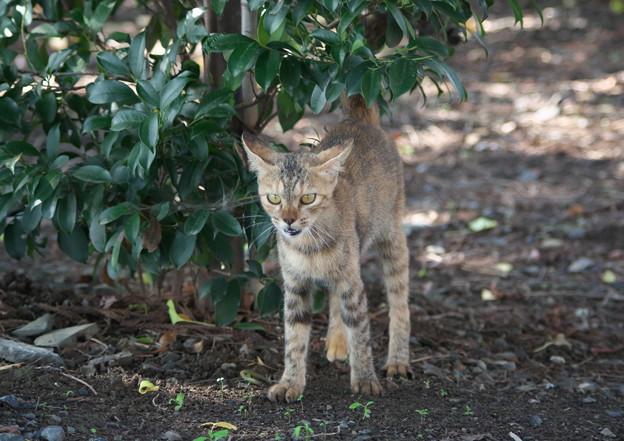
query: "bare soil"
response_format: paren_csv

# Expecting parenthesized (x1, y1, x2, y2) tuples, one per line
(1, 1, 623, 440)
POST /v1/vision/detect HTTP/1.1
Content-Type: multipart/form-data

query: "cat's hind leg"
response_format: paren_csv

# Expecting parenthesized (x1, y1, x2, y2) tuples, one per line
(326, 290, 348, 362)
(376, 225, 414, 379)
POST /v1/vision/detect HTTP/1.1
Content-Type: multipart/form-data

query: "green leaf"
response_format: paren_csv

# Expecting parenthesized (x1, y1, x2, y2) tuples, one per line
(82, 115, 111, 133)
(170, 231, 197, 268)
(248, 0, 267, 11)
(214, 280, 240, 326)
(88, 0, 116, 33)
(257, 283, 282, 317)
(309, 29, 340, 45)
(46, 123, 60, 160)
(234, 322, 265, 330)
(96, 51, 130, 76)
(360, 68, 381, 106)
(128, 32, 146, 79)
(211, 211, 243, 237)
(4, 223, 26, 260)
(2, 141, 39, 157)
(310, 84, 326, 114)
(184, 209, 210, 235)
(386, 1, 415, 38)
(468, 216, 498, 232)
(56, 192, 77, 234)
(206, 33, 255, 52)
(254, 50, 282, 92)
(199, 277, 228, 302)
(227, 40, 259, 78)
(211, 0, 227, 15)
(87, 80, 140, 105)
(280, 57, 301, 95)
(21, 204, 42, 232)
(125, 212, 141, 243)
(388, 58, 419, 98)
(423, 58, 466, 100)
(0, 97, 22, 127)
(160, 73, 192, 110)
(292, 0, 313, 24)
(277, 89, 303, 131)
(264, 0, 288, 34)
(73, 165, 112, 183)
(99, 202, 136, 224)
(139, 112, 159, 148)
(195, 88, 233, 119)
(111, 108, 148, 131)
(37, 92, 57, 125)
(58, 226, 89, 263)
(137, 80, 160, 108)
(89, 216, 106, 252)
(409, 36, 449, 58)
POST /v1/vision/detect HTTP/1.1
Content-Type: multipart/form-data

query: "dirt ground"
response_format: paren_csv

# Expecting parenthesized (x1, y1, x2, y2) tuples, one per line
(1, 1, 623, 440)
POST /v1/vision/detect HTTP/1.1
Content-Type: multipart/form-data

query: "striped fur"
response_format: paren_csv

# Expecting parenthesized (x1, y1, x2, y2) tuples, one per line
(242, 95, 412, 403)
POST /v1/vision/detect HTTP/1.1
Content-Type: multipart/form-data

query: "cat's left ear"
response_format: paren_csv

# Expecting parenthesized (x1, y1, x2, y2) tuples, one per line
(241, 133, 278, 174)
(314, 139, 354, 179)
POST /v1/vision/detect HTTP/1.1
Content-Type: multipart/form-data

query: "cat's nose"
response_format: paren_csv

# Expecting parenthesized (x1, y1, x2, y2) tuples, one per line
(283, 217, 296, 226)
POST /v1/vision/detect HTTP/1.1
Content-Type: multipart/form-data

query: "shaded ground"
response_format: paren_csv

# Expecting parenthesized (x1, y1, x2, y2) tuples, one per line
(1, 1, 623, 440)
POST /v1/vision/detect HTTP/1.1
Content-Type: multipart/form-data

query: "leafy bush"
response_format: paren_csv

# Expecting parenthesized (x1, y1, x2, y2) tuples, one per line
(0, 0, 536, 324)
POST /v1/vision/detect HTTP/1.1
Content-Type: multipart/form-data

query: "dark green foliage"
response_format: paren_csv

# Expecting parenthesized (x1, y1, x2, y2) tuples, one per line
(0, 0, 536, 324)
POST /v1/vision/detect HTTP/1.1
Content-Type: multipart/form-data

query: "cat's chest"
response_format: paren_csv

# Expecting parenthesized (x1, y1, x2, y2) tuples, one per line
(277, 241, 348, 281)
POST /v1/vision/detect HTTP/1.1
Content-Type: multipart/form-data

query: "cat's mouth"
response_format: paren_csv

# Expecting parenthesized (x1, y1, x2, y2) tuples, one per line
(283, 227, 302, 237)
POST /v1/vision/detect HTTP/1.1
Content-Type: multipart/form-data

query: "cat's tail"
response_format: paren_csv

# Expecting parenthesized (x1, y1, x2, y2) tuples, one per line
(340, 94, 380, 126)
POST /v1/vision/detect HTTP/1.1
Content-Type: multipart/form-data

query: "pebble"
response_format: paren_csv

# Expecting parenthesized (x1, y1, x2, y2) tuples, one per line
(549, 355, 566, 364)
(600, 428, 616, 438)
(529, 415, 543, 427)
(0, 435, 26, 441)
(582, 397, 597, 403)
(35, 426, 65, 441)
(160, 430, 183, 441)
(606, 411, 622, 417)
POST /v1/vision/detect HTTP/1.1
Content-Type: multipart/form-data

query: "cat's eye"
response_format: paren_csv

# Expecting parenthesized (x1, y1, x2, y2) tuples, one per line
(267, 194, 281, 205)
(300, 193, 316, 205)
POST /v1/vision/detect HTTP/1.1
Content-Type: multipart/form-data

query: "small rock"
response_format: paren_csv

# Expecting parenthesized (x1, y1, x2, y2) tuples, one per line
(326, 405, 333, 411)
(36, 425, 65, 441)
(160, 430, 183, 441)
(12, 314, 54, 338)
(606, 411, 622, 417)
(0, 434, 26, 441)
(35, 323, 98, 348)
(549, 355, 566, 364)
(567, 257, 594, 273)
(337, 422, 349, 433)
(582, 397, 597, 403)
(600, 428, 616, 438)
(529, 415, 543, 427)
(0, 395, 26, 409)
(0, 339, 63, 366)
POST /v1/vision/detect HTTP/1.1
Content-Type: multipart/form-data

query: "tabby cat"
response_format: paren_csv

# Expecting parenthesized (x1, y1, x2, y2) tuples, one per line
(241, 95, 412, 402)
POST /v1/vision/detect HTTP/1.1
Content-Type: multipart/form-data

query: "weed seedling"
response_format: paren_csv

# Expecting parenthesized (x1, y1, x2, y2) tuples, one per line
(423, 379, 431, 389)
(349, 400, 374, 419)
(415, 408, 429, 424)
(293, 423, 314, 441)
(64, 390, 74, 398)
(439, 388, 448, 397)
(216, 377, 225, 402)
(284, 408, 295, 424)
(464, 405, 474, 416)
(296, 394, 304, 412)
(237, 404, 247, 418)
(169, 393, 185, 411)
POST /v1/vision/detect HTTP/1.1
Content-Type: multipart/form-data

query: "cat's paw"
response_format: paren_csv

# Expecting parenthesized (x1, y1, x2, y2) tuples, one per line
(326, 331, 348, 362)
(383, 362, 414, 379)
(351, 379, 383, 397)
(267, 383, 303, 403)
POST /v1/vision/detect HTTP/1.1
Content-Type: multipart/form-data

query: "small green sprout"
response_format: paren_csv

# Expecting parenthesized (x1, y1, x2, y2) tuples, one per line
(169, 393, 185, 411)
(64, 390, 74, 398)
(439, 388, 448, 397)
(464, 405, 474, 416)
(415, 408, 429, 424)
(349, 400, 374, 419)
(216, 377, 225, 402)
(293, 423, 314, 441)
(423, 379, 431, 389)
(296, 394, 304, 412)
(284, 408, 295, 423)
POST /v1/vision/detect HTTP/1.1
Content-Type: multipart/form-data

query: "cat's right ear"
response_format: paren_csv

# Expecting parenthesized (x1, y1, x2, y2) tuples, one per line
(241, 133, 277, 174)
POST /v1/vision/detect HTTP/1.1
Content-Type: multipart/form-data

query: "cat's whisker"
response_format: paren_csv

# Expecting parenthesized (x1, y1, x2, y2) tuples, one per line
(248, 224, 276, 249)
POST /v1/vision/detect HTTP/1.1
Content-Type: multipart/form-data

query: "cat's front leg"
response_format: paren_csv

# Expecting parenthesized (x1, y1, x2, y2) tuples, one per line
(335, 277, 383, 397)
(267, 277, 313, 403)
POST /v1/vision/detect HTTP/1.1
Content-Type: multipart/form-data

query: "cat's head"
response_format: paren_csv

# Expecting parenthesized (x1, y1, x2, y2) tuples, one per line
(241, 133, 353, 239)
